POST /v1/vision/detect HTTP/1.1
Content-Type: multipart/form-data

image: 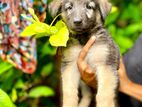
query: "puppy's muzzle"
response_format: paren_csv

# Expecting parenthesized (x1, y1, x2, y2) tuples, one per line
(73, 17, 82, 25)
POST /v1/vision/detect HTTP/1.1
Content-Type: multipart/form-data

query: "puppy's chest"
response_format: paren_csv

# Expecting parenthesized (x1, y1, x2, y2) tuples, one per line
(86, 42, 109, 68)
(62, 37, 110, 67)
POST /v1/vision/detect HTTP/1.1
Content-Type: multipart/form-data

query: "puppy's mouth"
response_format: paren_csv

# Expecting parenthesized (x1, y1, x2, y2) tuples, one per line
(74, 28, 83, 32)
(71, 27, 89, 34)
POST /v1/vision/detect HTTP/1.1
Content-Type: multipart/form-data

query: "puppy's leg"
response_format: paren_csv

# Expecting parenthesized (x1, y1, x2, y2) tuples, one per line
(79, 81, 92, 107)
(96, 65, 118, 107)
(61, 62, 80, 107)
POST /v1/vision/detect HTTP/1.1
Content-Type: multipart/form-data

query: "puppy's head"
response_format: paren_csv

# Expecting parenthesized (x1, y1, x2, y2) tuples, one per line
(48, 0, 112, 34)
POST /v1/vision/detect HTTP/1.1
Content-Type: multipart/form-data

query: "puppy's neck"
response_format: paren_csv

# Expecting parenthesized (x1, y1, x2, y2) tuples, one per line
(71, 24, 105, 45)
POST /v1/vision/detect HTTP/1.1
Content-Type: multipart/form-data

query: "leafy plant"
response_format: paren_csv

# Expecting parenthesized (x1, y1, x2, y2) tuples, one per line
(0, 60, 13, 75)
(29, 86, 54, 98)
(106, 2, 142, 54)
(21, 8, 69, 47)
(0, 0, 142, 107)
(0, 89, 15, 107)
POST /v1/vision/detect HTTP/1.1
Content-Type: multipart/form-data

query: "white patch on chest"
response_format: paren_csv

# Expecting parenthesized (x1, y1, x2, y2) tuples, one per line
(87, 44, 109, 68)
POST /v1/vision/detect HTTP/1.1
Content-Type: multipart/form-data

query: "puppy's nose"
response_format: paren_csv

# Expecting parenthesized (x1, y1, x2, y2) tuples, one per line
(73, 17, 82, 25)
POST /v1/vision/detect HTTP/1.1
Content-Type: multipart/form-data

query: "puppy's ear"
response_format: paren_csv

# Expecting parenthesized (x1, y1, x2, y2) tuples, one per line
(98, 0, 112, 20)
(48, 0, 62, 17)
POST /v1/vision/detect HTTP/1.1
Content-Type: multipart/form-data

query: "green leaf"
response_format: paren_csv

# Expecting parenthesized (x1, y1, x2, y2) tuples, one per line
(41, 42, 57, 56)
(29, 86, 54, 98)
(28, 8, 40, 22)
(49, 26, 69, 47)
(0, 60, 13, 75)
(21, 10, 69, 47)
(49, 26, 58, 35)
(11, 89, 17, 102)
(34, 33, 49, 39)
(0, 68, 20, 91)
(0, 89, 15, 107)
(14, 79, 25, 89)
(108, 25, 116, 38)
(124, 24, 141, 36)
(41, 63, 53, 77)
(116, 36, 133, 53)
(20, 22, 50, 37)
(111, 6, 118, 13)
(21, 14, 36, 23)
(49, 20, 69, 47)
(55, 20, 66, 30)
(105, 12, 119, 25)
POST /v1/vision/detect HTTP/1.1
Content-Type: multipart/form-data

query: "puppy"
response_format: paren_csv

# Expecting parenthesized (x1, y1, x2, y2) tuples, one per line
(49, 0, 120, 107)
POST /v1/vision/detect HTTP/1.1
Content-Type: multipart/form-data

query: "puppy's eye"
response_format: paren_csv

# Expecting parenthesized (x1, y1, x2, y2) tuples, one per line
(65, 2, 73, 11)
(86, 2, 95, 10)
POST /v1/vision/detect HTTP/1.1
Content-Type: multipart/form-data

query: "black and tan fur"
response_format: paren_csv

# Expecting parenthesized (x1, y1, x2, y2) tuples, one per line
(49, 0, 120, 107)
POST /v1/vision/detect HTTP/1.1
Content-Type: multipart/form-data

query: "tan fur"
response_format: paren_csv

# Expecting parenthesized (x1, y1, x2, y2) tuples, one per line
(87, 43, 109, 68)
(79, 81, 92, 107)
(48, 0, 120, 107)
(62, 62, 80, 107)
(96, 65, 118, 107)
(61, 39, 81, 107)
(61, 35, 119, 107)
(98, 0, 112, 19)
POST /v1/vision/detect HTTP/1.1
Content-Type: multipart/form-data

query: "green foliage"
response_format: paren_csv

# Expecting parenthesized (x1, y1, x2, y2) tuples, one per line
(0, 89, 15, 107)
(11, 88, 18, 102)
(29, 86, 54, 98)
(20, 22, 50, 37)
(106, 0, 142, 54)
(0, 60, 13, 75)
(0, 0, 142, 107)
(49, 20, 69, 47)
(21, 8, 69, 47)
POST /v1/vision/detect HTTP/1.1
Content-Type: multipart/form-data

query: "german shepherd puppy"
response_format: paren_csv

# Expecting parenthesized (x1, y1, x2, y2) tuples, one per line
(49, 0, 120, 107)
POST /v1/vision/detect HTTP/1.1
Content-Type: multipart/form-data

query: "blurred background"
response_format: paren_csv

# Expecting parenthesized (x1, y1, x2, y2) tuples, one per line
(0, 0, 142, 107)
